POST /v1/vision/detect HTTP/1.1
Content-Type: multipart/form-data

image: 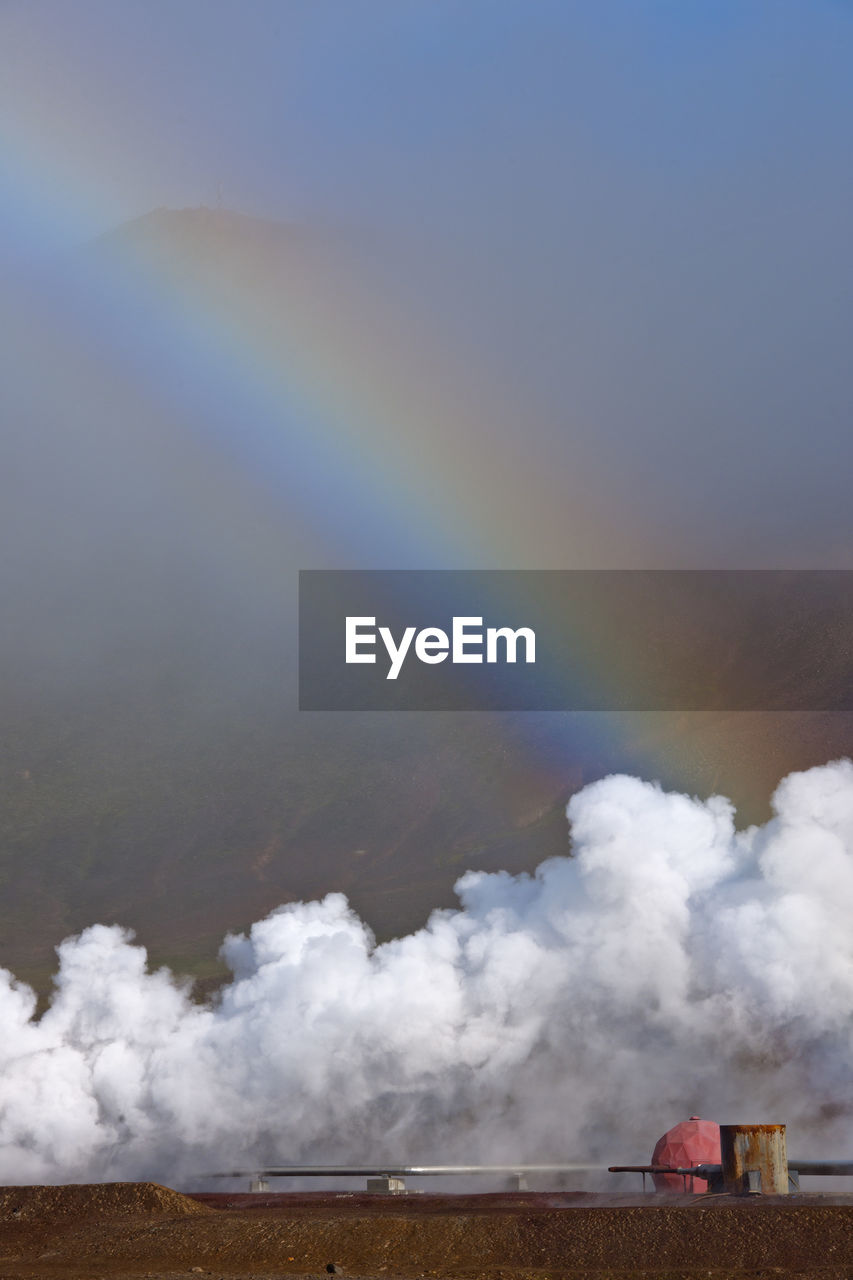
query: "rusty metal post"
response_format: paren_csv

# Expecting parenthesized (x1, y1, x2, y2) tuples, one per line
(720, 1124, 788, 1195)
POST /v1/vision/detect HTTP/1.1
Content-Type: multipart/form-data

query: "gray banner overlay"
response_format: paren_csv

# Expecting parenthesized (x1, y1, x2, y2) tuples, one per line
(298, 570, 853, 711)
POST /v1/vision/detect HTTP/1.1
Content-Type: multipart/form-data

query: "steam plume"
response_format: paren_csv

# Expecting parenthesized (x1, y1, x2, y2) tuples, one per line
(3, 760, 853, 1185)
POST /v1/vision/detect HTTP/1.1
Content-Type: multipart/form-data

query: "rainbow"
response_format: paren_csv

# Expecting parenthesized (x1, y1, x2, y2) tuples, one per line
(0, 109, 834, 817)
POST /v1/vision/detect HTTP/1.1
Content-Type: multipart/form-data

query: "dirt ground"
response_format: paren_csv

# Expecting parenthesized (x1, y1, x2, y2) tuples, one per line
(2, 1183, 853, 1280)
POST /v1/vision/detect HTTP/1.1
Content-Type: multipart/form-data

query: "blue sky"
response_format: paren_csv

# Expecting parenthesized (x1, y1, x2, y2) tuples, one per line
(3, 1, 852, 234)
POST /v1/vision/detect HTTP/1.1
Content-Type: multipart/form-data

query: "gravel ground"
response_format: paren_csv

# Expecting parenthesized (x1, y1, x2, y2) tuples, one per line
(2, 1183, 853, 1279)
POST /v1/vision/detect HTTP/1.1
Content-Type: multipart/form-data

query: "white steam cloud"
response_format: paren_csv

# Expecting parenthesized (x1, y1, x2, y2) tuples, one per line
(3, 760, 853, 1186)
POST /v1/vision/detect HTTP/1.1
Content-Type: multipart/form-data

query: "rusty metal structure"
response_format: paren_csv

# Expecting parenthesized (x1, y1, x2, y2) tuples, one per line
(610, 1118, 853, 1194)
(720, 1124, 788, 1194)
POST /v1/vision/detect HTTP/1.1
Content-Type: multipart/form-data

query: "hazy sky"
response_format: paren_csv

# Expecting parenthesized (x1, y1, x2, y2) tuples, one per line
(6, 0, 851, 564)
(1, 2, 851, 225)
(1, 2, 851, 234)
(1, 3, 852, 616)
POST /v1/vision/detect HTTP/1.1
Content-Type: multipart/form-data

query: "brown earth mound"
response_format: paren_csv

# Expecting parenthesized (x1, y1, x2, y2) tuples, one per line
(0, 1180, 210, 1226)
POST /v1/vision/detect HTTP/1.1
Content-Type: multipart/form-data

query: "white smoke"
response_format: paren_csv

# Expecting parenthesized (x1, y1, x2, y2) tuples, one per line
(3, 760, 853, 1186)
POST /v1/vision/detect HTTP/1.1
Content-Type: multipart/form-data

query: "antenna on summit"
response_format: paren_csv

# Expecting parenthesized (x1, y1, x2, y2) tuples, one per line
(217, 182, 223, 210)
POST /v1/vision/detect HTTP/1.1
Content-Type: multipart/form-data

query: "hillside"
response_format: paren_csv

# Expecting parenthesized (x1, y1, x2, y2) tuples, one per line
(0, 207, 850, 996)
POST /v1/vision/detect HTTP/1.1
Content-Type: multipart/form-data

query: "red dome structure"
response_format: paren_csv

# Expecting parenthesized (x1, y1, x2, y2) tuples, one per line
(652, 1116, 721, 1192)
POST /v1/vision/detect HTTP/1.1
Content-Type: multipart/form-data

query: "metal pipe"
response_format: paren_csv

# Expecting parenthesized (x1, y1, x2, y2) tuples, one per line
(203, 1164, 603, 1178)
(787, 1161, 853, 1177)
